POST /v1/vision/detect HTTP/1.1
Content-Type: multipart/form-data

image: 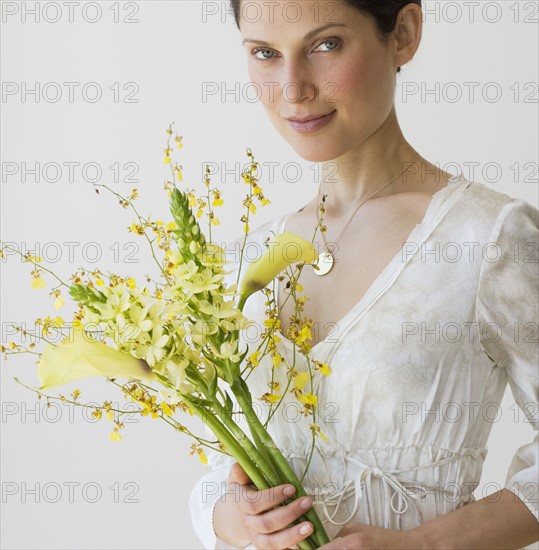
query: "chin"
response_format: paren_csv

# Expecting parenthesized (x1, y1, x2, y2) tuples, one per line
(292, 148, 340, 163)
(267, 112, 341, 161)
(287, 138, 344, 163)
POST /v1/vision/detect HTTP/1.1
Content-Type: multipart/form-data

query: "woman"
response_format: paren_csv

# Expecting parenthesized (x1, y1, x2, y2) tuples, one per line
(189, 1, 539, 548)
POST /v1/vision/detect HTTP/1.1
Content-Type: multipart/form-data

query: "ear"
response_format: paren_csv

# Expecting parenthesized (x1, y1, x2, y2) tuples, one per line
(393, 3, 423, 72)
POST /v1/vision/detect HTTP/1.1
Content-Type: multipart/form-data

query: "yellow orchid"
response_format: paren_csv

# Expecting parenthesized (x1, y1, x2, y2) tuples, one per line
(249, 350, 262, 366)
(298, 392, 317, 406)
(31, 277, 46, 289)
(237, 232, 318, 310)
(110, 429, 122, 442)
(293, 371, 310, 391)
(38, 327, 156, 390)
(53, 295, 65, 310)
(265, 393, 282, 404)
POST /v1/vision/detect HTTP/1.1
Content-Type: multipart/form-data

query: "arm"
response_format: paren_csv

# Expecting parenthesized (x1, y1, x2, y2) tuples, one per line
(413, 197, 539, 549)
(409, 487, 539, 550)
(319, 492, 537, 550)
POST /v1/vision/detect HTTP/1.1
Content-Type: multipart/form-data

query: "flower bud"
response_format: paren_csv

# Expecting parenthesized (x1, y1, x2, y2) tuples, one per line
(237, 232, 318, 309)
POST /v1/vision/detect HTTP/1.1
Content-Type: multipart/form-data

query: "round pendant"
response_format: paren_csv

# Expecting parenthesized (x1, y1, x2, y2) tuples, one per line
(313, 251, 334, 276)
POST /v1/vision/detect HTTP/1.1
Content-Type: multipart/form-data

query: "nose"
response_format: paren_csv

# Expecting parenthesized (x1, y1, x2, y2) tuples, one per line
(281, 58, 318, 104)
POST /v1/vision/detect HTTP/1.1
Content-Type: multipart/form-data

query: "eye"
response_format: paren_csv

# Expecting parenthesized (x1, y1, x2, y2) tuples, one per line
(315, 37, 341, 52)
(251, 48, 277, 61)
(250, 37, 342, 63)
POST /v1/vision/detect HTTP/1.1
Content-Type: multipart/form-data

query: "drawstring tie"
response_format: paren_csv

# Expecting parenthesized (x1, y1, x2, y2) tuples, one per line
(303, 448, 486, 530)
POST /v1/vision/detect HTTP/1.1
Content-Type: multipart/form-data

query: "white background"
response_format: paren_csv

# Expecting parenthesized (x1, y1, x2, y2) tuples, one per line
(1, 1, 538, 549)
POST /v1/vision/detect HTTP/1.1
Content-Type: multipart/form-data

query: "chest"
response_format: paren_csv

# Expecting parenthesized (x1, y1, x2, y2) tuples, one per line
(276, 194, 433, 347)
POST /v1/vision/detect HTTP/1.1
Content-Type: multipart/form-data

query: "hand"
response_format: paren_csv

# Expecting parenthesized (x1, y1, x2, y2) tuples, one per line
(317, 522, 420, 549)
(213, 462, 315, 550)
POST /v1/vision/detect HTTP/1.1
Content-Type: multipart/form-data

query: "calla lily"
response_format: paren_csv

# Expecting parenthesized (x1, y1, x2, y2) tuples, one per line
(237, 232, 318, 310)
(38, 327, 156, 390)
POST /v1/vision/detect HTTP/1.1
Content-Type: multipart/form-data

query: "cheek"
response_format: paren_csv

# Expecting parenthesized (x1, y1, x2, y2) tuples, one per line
(329, 53, 385, 101)
(330, 55, 396, 131)
(247, 65, 279, 111)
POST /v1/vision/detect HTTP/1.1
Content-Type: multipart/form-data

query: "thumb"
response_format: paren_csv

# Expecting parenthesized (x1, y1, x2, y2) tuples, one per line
(227, 462, 253, 486)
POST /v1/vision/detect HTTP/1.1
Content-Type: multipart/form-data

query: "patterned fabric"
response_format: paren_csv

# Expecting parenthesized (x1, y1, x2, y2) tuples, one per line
(189, 175, 539, 549)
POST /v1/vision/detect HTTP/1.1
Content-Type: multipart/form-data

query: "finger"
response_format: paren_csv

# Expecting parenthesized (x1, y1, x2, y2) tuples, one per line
(244, 495, 313, 534)
(240, 483, 298, 515)
(251, 519, 314, 550)
(227, 462, 252, 486)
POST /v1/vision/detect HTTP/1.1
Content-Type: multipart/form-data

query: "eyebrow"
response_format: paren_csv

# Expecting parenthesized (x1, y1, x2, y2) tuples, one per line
(242, 22, 348, 46)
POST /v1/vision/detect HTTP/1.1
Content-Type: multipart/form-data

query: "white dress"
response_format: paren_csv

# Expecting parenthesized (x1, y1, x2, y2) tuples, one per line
(189, 174, 539, 549)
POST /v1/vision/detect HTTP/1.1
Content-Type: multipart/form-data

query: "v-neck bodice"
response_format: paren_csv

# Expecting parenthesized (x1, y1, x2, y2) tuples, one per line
(271, 173, 470, 359)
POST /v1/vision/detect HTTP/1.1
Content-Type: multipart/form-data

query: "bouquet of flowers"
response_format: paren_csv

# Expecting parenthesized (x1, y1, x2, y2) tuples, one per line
(1, 124, 333, 549)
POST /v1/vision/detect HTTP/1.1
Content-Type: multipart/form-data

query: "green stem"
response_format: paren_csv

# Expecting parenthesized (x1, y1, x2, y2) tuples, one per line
(211, 397, 282, 487)
(249, 417, 283, 486)
(231, 380, 329, 548)
(186, 397, 316, 550)
(0, 242, 70, 288)
(182, 395, 270, 489)
(237, 294, 247, 312)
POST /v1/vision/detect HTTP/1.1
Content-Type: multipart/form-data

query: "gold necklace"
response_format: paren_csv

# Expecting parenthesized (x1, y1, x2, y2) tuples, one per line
(313, 152, 421, 276)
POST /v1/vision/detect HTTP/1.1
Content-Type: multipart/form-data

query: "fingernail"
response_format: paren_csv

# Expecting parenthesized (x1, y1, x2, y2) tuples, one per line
(300, 497, 312, 510)
(283, 485, 295, 497)
(299, 523, 312, 535)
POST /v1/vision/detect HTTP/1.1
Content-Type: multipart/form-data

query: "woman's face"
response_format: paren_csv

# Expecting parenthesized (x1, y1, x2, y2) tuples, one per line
(239, 0, 400, 162)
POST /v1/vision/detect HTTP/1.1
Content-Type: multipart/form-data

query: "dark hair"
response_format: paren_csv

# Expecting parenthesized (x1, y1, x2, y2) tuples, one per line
(229, 0, 422, 73)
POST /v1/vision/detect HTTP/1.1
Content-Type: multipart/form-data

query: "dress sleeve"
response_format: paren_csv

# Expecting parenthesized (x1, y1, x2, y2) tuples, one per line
(475, 197, 539, 522)
(188, 422, 239, 549)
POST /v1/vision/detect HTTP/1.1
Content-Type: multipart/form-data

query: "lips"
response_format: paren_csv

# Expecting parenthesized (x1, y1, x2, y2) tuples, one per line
(286, 110, 337, 133)
(286, 111, 336, 122)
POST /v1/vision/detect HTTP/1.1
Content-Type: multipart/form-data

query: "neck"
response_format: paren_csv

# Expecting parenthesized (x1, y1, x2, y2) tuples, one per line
(318, 106, 422, 217)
